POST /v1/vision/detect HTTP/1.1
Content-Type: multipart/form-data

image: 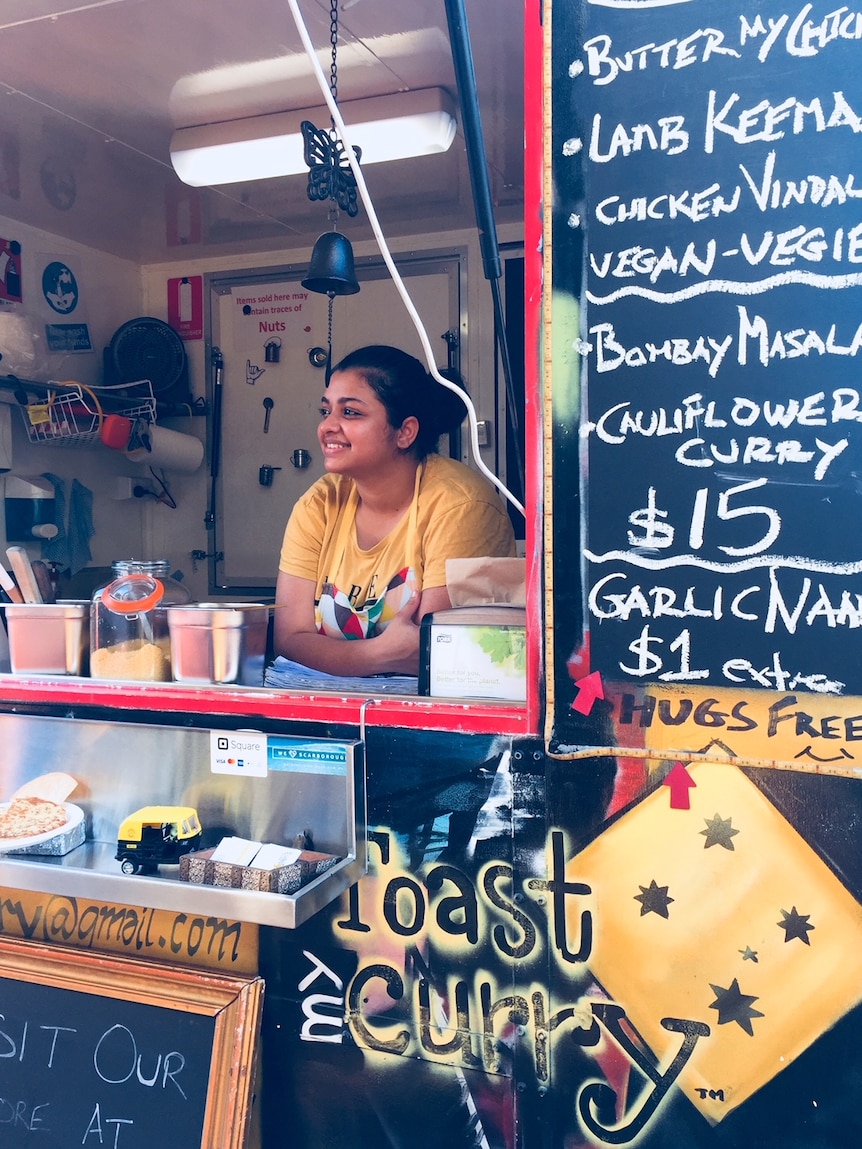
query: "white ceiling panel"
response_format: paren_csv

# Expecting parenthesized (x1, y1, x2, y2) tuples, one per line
(0, 0, 524, 261)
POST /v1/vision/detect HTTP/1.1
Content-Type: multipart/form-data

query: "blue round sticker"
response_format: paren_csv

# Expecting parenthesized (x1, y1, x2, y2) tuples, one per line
(42, 261, 78, 314)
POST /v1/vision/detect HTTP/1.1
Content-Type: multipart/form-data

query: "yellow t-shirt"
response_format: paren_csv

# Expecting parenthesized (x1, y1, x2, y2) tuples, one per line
(279, 454, 516, 640)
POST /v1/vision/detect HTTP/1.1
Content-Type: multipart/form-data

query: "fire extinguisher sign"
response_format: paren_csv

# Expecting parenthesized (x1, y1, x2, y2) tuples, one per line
(0, 237, 22, 303)
(167, 274, 203, 340)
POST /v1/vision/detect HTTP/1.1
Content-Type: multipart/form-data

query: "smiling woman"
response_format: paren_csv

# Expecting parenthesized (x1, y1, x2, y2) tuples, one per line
(273, 345, 516, 678)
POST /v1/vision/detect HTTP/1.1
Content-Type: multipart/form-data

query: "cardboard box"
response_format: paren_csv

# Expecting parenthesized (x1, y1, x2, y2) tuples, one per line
(419, 606, 526, 700)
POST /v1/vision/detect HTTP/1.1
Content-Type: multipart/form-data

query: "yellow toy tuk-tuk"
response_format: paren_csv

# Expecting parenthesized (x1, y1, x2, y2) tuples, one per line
(116, 805, 202, 874)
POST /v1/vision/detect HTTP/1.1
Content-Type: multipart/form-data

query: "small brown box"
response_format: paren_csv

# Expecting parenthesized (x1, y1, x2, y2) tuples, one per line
(277, 852, 340, 894)
(211, 860, 245, 888)
(180, 847, 341, 895)
(240, 866, 279, 892)
(180, 849, 216, 885)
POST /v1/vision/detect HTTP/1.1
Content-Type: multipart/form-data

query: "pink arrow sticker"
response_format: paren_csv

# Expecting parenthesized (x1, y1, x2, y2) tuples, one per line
(571, 671, 604, 715)
(664, 761, 696, 810)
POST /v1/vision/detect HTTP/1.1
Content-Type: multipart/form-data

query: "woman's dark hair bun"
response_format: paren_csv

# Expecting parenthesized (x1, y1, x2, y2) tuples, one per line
(333, 345, 468, 457)
(429, 366, 469, 437)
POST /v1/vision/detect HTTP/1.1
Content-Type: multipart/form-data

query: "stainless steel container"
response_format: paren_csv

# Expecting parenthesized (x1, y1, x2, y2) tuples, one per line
(4, 600, 90, 675)
(167, 603, 269, 685)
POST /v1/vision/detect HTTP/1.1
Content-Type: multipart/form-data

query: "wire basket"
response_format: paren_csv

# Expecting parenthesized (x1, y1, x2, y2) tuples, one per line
(22, 381, 157, 448)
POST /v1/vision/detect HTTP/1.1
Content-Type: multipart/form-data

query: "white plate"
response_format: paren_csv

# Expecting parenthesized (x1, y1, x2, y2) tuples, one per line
(0, 802, 85, 851)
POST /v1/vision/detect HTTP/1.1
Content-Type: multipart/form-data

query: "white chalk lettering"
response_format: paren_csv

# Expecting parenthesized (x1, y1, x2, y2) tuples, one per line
(588, 222, 862, 294)
(582, 28, 740, 86)
(583, 390, 853, 480)
(740, 5, 862, 61)
(81, 1104, 134, 1147)
(588, 323, 733, 375)
(737, 306, 862, 364)
(589, 571, 862, 639)
(596, 181, 741, 225)
(722, 653, 844, 693)
(589, 112, 689, 161)
(675, 435, 846, 479)
(705, 88, 862, 153)
(739, 150, 862, 213)
(92, 1025, 187, 1098)
(589, 241, 715, 280)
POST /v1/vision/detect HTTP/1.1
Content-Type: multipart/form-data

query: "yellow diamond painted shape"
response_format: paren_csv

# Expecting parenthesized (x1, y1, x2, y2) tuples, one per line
(573, 761, 862, 1123)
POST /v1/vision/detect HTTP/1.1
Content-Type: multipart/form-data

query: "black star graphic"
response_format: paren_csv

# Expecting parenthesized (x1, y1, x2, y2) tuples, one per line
(634, 879, 674, 918)
(778, 906, 815, 945)
(708, 978, 764, 1036)
(739, 946, 759, 962)
(700, 812, 739, 850)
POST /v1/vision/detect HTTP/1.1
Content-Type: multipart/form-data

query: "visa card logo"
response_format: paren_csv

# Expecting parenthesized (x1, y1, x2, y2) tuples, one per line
(210, 730, 268, 777)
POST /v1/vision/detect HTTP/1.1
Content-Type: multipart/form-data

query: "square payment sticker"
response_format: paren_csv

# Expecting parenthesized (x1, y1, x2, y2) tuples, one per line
(210, 730, 268, 776)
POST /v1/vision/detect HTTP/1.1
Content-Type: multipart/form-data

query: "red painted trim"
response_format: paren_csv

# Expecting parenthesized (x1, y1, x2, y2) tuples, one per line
(0, 677, 529, 737)
(524, 0, 545, 735)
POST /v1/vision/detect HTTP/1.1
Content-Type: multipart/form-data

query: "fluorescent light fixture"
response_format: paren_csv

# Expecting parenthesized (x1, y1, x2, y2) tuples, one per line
(170, 88, 457, 187)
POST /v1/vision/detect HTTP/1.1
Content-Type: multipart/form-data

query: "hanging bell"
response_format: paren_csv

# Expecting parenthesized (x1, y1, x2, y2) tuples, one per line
(301, 232, 360, 296)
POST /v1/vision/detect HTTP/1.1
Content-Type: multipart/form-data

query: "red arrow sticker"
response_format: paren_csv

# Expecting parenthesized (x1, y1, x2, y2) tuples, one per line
(571, 671, 605, 715)
(664, 761, 696, 810)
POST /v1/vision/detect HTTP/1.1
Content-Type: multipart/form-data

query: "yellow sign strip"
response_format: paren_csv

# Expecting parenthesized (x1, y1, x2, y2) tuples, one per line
(0, 887, 258, 975)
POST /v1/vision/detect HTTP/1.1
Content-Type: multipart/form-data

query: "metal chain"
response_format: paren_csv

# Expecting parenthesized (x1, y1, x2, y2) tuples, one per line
(327, 3, 344, 223)
(329, 0, 339, 107)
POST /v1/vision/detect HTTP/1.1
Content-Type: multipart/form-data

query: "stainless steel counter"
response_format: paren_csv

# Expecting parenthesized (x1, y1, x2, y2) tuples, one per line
(0, 711, 365, 928)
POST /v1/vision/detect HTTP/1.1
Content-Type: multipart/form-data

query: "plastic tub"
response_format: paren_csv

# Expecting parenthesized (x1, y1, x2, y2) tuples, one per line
(4, 601, 90, 675)
(167, 604, 269, 686)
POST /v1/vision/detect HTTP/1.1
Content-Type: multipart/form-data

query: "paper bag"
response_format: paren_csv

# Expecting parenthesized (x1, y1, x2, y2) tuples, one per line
(445, 557, 526, 607)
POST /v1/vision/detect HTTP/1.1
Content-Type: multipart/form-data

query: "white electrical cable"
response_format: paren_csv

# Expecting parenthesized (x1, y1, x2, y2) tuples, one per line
(286, 0, 525, 518)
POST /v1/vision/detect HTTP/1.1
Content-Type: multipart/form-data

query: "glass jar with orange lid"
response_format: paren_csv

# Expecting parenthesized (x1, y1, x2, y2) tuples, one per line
(90, 559, 191, 681)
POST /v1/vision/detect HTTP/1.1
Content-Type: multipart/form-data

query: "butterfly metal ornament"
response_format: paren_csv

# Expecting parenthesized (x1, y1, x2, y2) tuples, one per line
(301, 121, 362, 217)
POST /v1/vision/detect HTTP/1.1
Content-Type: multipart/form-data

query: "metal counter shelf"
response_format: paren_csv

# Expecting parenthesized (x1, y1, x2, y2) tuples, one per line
(0, 709, 366, 929)
(0, 839, 365, 929)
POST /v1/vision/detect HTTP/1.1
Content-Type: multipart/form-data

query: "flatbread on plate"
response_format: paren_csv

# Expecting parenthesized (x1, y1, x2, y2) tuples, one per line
(9, 772, 78, 803)
(0, 797, 69, 839)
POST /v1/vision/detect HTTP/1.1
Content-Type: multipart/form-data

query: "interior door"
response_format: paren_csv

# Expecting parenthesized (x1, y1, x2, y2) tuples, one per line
(209, 257, 461, 591)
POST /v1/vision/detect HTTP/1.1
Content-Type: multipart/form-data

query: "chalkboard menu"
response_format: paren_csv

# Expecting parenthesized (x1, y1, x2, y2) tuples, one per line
(0, 938, 262, 1147)
(551, 0, 862, 703)
(0, 978, 212, 1144)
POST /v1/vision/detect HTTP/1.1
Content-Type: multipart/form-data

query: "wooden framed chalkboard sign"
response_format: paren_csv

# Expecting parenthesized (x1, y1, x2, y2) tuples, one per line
(0, 937, 262, 1148)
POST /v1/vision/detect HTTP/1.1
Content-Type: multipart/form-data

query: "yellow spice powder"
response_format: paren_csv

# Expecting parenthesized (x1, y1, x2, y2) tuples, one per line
(90, 639, 171, 681)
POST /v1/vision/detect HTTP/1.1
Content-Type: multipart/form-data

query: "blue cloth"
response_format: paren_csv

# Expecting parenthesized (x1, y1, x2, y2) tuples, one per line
(41, 473, 95, 576)
(265, 656, 417, 695)
(68, 479, 94, 575)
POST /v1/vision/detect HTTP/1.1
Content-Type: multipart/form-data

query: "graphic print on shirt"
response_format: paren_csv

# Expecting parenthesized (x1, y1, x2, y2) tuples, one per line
(316, 565, 416, 640)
